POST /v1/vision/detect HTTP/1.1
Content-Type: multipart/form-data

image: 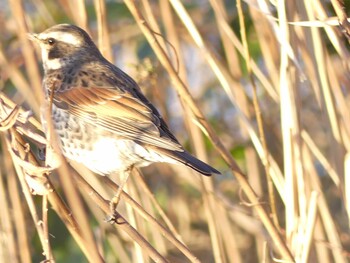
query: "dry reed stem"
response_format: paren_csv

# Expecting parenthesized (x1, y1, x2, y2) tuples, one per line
(56, 162, 104, 262)
(201, 180, 225, 263)
(326, 54, 350, 150)
(313, 0, 350, 61)
(69, 166, 133, 262)
(301, 131, 340, 186)
(132, 170, 184, 244)
(0, 163, 18, 262)
(102, 175, 201, 263)
(124, 181, 145, 263)
(249, 4, 280, 88)
(6, 154, 31, 263)
(208, 1, 253, 261)
(166, 0, 287, 201)
(215, 203, 243, 263)
(2, 127, 55, 262)
(276, 0, 295, 249)
(125, 4, 171, 261)
(330, 0, 350, 40)
(73, 164, 189, 262)
(211, 0, 244, 79)
(143, 2, 226, 262)
(299, 191, 318, 263)
(31, 0, 55, 26)
(73, 172, 169, 263)
(0, 47, 40, 115)
(207, 0, 279, 102)
(308, 155, 347, 263)
(123, 0, 294, 261)
(302, 146, 331, 263)
(237, 0, 279, 230)
(94, 0, 113, 61)
(72, 162, 197, 261)
(41, 196, 52, 260)
(305, 1, 343, 148)
(130, 177, 169, 256)
(9, 0, 43, 105)
(0, 94, 104, 262)
(71, 0, 89, 31)
(346, 153, 350, 229)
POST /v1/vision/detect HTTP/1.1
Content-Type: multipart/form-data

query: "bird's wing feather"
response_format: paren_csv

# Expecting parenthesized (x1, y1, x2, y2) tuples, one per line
(53, 86, 183, 151)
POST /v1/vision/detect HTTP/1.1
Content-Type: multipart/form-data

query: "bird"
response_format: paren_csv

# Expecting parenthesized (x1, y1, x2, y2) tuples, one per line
(29, 24, 220, 218)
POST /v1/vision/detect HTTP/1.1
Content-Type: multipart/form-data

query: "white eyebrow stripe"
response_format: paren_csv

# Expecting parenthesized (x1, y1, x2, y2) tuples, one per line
(39, 31, 81, 46)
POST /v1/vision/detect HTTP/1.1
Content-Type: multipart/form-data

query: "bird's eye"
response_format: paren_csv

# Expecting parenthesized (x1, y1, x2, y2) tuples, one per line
(47, 38, 55, 45)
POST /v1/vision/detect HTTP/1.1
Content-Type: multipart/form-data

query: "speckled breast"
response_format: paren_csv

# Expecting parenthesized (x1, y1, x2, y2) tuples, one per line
(50, 105, 174, 175)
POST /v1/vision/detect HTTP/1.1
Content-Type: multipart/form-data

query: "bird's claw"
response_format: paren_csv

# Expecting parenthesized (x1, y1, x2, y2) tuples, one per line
(104, 211, 123, 225)
(105, 198, 123, 224)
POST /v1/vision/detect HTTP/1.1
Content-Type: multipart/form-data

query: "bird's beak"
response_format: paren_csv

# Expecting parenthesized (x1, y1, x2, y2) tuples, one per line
(27, 33, 39, 43)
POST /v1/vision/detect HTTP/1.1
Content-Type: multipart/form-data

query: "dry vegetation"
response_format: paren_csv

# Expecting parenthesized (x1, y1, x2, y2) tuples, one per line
(1, 0, 350, 262)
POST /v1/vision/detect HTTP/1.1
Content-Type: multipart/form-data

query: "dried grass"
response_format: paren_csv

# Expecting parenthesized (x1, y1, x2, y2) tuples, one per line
(1, 0, 350, 262)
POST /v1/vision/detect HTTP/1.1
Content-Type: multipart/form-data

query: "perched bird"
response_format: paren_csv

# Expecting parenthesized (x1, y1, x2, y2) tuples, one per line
(29, 24, 220, 216)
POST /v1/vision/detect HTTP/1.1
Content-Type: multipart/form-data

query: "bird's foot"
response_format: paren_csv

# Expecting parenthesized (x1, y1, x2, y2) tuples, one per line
(104, 194, 122, 224)
(104, 170, 130, 224)
(104, 211, 123, 224)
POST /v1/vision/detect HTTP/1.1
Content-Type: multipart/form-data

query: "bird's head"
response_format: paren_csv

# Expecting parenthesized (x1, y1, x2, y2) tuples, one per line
(29, 24, 101, 71)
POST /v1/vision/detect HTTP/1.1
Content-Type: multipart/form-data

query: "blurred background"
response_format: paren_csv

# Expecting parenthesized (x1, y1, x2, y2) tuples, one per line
(1, 0, 350, 262)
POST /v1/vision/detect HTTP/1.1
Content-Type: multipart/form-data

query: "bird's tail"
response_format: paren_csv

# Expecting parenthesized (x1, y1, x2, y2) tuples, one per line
(159, 149, 221, 176)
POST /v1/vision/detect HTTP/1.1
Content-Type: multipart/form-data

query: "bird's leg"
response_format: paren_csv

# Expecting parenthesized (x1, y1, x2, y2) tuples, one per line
(106, 167, 132, 223)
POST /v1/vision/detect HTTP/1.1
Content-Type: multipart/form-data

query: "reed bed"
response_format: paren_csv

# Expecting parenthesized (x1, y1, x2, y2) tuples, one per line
(1, 0, 350, 262)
